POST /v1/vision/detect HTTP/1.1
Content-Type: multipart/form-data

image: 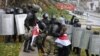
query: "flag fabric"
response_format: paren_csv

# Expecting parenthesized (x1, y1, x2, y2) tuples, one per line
(31, 24, 40, 46)
(32, 24, 40, 36)
(55, 34, 71, 46)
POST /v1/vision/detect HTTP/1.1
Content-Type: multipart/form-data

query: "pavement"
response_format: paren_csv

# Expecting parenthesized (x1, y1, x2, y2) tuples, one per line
(86, 11, 100, 18)
(69, 10, 100, 27)
(19, 44, 39, 56)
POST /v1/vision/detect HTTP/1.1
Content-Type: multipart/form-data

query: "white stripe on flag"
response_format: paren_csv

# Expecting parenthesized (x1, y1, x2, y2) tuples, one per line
(55, 38, 71, 46)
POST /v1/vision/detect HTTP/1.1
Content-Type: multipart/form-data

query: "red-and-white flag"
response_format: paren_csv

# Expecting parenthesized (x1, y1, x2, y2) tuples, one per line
(31, 24, 40, 46)
(32, 24, 40, 36)
(55, 34, 71, 46)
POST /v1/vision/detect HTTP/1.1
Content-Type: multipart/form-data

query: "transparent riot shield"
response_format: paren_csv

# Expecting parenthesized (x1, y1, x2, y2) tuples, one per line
(0, 14, 2, 34)
(89, 35, 100, 55)
(15, 14, 27, 35)
(0, 14, 14, 35)
(79, 29, 91, 49)
(72, 27, 83, 47)
(0, 10, 5, 35)
(66, 25, 73, 41)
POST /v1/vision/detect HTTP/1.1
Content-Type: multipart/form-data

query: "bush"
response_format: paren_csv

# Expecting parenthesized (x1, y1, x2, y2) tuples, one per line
(0, 43, 21, 56)
(45, 6, 72, 20)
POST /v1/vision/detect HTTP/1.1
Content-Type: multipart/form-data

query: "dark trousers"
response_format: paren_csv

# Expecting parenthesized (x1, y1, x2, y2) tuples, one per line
(5, 35, 12, 43)
(69, 44, 72, 51)
(18, 35, 23, 42)
(91, 54, 99, 56)
(73, 47, 81, 56)
(85, 49, 89, 56)
(42, 34, 47, 47)
(37, 41, 44, 53)
(12, 35, 23, 42)
(73, 47, 90, 56)
(23, 36, 32, 51)
(76, 48, 89, 56)
(58, 46, 70, 56)
(36, 33, 46, 53)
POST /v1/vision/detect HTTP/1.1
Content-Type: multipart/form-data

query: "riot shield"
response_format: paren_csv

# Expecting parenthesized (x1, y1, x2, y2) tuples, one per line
(66, 25, 73, 41)
(72, 27, 83, 47)
(89, 35, 100, 55)
(66, 25, 73, 34)
(0, 10, 5, 34)
(0, 14, 14, 35)
(0, 14, 2, 34)
(79, 29, 91, 49)
(67, 34, 72, 41)
(15, 14, 27, 35)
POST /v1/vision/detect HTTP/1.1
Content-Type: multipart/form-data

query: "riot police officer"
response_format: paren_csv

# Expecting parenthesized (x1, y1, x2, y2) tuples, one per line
(23, 4, 39, 53)
(72, 18, 81, 56)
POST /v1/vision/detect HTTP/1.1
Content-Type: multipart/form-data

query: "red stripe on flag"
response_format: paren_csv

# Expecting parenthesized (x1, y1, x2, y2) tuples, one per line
(59, 34, 69, 40)
(32, 24, 40, 36)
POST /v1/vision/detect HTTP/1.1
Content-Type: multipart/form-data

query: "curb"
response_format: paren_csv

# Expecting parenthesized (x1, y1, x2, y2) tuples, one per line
(89, 14, 100, 18)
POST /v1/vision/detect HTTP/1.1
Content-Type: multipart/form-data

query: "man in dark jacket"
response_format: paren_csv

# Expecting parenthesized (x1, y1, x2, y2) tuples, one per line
(73, 19, 81, 56)
(46, 17, 63, 55)
(40, 13, 50, 46)
(23, 4, 39, 53)
(70, 17, 81, 56)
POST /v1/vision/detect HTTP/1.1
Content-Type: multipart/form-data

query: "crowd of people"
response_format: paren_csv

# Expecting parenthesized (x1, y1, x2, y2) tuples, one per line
(0, 4, 40, 43)
(21, 4, 72, 56)
(0, 4, 100, 56)
(22, 4, 100, 56)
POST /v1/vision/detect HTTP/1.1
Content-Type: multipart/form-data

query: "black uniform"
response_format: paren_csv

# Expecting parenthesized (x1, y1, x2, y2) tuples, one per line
(72, 18, 81, 56)
(91, 31, 99, 56)
(23, 6, 38, 52)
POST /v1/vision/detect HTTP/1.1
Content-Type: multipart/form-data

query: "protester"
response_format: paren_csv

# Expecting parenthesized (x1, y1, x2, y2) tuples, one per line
(55, 25, 71, 56)
(2, 4, 100, 56)
(31, 24, 40, 47)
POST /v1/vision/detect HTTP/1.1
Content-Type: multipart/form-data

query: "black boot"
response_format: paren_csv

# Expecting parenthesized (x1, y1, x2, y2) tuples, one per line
(23, 43, 30, 53)
(77, 48, 81, 56)
(28, 47, 35, 51)
(91, 54, 94, 56)
(5, 35, 12, 43)
(28, 37, 35, 51)
(73, 47, 76, 53)
(18, 35, 23, 42)
(96, 55, 99, 56)
(23, 38, 30, 53)
(23, 49, 30, 53)
(85, 49, 89, 56)
(12, 35, 17, 42)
